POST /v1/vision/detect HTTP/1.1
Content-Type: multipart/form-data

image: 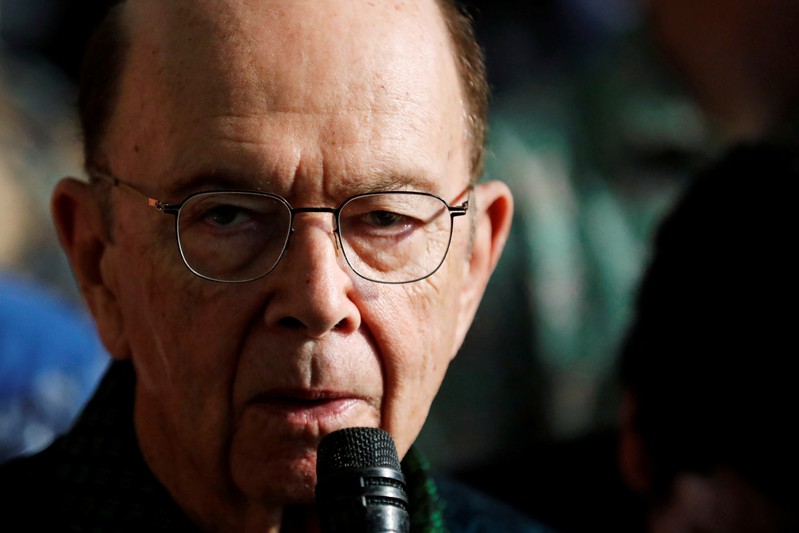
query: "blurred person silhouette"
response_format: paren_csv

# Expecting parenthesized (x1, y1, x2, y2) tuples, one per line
(428, 0, 710, 472)
(448, 0, 799, 530)
(1, 13, 108, 461)
(0, 1, 561, 531)
(441, 0, 799, 460)
(646, 0, 799, 145)
(617, 141, 798, 533)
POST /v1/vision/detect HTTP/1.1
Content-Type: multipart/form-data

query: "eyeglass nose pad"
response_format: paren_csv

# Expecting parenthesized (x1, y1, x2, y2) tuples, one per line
(331, 226, 341, 254)
(285, 221, 342, 256)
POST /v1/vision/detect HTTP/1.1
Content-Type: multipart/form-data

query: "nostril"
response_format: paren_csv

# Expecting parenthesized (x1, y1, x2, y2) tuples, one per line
(277, 317, 305, 329)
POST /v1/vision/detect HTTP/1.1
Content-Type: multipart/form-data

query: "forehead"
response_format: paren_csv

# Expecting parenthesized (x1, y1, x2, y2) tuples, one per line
(108, 0, 467, 193)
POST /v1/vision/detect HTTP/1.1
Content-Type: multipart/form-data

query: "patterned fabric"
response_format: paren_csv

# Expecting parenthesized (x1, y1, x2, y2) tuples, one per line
(0, 361, 197, 531)
(0, 360, 548, 532)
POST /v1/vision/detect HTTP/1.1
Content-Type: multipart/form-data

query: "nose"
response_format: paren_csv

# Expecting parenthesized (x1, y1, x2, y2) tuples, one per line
(261, 212, 361, 338)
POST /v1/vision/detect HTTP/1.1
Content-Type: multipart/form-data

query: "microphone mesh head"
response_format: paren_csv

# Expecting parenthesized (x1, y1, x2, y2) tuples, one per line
(317, 427, 401, 479)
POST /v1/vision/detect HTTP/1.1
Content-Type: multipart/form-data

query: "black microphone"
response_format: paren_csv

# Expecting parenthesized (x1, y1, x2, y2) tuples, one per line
(316, 427, 410, 533)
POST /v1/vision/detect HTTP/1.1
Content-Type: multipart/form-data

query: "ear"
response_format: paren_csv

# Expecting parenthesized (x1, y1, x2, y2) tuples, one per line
(454, 180, 514, 347)
(52, 177, 130, 361)
(618, 390, 653, 494)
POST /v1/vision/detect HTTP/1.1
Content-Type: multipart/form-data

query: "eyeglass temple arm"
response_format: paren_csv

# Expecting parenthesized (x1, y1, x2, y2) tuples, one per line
(449, 201, 468, 217)
(90, 172, 179, 215)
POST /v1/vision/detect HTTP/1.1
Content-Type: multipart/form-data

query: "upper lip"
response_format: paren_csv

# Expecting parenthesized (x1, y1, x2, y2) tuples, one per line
(250, 388, 357, 404)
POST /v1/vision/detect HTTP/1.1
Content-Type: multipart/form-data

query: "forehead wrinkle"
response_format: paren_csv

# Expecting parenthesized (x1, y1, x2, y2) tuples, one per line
(114, 0, 467, 196)
(206, 106, 433, 148)
(134, 0, 458, 119)
(163, 128, 439, 197)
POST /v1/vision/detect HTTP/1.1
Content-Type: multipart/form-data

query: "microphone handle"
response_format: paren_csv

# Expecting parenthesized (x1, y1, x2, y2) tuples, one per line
(317, 467, 410, 533)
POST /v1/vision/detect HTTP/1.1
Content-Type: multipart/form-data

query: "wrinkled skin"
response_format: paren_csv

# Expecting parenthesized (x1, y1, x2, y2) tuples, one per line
(52, 0, 513, 531)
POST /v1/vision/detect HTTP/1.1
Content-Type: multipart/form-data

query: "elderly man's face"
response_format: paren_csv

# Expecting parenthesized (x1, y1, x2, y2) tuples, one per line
(55, 0, 510, 519)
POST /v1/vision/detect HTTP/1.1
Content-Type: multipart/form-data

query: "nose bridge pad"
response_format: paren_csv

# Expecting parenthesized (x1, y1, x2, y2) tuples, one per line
(285, 212, 342, 259)
(331, 216, 342, 256)
(331, 229, 341, 254)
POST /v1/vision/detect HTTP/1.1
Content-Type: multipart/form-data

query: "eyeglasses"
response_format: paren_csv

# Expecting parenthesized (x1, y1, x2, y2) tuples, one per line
(91, 173, 470, 284)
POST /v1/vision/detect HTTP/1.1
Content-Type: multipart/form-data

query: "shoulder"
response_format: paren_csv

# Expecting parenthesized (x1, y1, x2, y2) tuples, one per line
(435, 475, 557, 533)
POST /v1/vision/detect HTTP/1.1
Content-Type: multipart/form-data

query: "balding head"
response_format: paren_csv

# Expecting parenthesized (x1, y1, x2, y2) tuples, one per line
(79, 0, 488, 182)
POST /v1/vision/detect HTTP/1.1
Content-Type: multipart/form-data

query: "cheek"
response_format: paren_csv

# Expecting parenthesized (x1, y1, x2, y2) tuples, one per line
(138, 279, 251, 399)
(372, 277, 459, 365)
(367, 270, 463, 456)
(115, 214, 240, 356)
(112, 227, 252, 435)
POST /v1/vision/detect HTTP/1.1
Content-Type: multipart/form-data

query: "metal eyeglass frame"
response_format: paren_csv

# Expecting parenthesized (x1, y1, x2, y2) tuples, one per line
(90, 172, 471, 284)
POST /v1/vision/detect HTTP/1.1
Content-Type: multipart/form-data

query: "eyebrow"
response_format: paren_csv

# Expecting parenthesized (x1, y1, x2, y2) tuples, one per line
(151, 170, 274, 202)
(334, 170, 440, 197)
(163, 167, 441, 202)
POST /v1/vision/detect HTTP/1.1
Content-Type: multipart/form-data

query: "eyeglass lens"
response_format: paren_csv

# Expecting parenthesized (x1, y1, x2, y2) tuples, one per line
(175, 191, 455, 283)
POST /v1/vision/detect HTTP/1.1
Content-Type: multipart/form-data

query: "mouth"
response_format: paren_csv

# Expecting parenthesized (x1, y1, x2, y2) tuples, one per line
(247, 389, 362, 424)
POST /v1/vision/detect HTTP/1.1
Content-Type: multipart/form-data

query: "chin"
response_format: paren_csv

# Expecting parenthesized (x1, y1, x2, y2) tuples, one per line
(235, 457, 318, 505)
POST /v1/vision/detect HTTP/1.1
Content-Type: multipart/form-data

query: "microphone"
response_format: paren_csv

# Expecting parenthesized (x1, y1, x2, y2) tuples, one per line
(316, 427, 410, 533)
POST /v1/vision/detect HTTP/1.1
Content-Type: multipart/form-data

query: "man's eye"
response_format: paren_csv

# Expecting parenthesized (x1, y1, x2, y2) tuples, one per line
(204, 205, 250, 227)
(364, 210, 408, 228)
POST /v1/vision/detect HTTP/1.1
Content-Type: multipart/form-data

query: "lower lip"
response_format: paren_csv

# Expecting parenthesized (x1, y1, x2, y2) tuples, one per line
(247, 397, 360, 425)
